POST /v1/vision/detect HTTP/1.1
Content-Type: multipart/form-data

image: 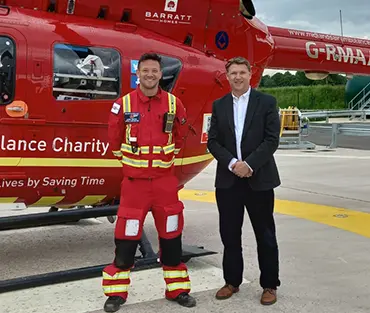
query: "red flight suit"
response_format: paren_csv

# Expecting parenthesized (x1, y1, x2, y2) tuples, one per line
(102, 86, 190, 301)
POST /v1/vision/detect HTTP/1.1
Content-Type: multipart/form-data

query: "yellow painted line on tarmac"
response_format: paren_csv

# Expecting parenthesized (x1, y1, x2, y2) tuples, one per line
(179, 189, 370, 238)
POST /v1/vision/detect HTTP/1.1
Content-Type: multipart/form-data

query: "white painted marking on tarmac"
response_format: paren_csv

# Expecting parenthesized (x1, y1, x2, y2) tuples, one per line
(338, 257, 348, 264)
(276, 153, 370, 160)
(0, 203, 26, 212)
(0, 260, 250, 313)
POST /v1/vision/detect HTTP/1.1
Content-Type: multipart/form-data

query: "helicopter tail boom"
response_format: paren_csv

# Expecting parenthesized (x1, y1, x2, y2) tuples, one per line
(267, 26, 370, 78)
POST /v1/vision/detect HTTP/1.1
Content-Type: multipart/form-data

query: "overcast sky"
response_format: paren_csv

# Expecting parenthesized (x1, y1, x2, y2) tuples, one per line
(253, 0, 369, 75)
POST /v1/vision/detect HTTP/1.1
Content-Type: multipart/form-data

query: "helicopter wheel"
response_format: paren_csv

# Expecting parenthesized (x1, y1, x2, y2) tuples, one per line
(49, 206, 58, 212)
(107, 215, 116, 223)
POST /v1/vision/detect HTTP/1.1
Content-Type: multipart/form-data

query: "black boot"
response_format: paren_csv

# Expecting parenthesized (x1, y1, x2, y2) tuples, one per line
(104, 296, 126, 312)
(167, 292, 196, 307)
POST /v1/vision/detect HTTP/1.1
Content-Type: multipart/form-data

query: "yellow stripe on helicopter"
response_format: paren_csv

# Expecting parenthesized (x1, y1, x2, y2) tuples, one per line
(0, 154, 214, 167)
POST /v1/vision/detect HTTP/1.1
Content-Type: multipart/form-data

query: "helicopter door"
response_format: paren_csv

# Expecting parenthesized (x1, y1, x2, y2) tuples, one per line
(0, 28, 28, 200)
(180, 70, 228, 176)
(0, 29, 27, 118)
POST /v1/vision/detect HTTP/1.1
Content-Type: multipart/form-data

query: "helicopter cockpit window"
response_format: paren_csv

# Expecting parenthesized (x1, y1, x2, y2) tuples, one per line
(53, 43, 120, 101)
(0, 37, 15, 105)
(159, 55, 182, 92)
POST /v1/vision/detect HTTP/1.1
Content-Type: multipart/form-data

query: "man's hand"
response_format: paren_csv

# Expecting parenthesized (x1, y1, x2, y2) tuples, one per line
(231, 161, 252, 178)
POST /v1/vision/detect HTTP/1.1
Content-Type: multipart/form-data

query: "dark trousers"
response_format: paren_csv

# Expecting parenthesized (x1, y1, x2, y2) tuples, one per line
(215, 178, 281, 289)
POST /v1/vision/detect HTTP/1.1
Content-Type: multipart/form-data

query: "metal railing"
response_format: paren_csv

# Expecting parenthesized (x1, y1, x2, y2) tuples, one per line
(301, 109, 370, 121)
(308, 122, 370, 148)
(278, 107, 370, 149)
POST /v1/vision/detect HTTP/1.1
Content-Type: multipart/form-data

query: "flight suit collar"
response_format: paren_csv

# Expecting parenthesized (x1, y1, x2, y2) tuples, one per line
(136, 85, 162, 103)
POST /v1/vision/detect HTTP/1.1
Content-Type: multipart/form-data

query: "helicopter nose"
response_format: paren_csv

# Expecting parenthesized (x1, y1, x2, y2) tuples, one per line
(240, 0, 256, 20)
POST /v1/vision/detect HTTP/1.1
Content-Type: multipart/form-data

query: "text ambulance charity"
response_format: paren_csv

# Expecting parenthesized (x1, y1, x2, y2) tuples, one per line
(0, 135, 109, 156)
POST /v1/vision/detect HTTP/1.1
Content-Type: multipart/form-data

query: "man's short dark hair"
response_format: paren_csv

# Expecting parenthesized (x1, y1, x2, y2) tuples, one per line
(225, 56, 251, 72)
(138, 53, 162, 69)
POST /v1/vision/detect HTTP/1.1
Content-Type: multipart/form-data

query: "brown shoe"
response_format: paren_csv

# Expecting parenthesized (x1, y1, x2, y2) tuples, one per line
(260, 288, 277, 305)
(215, 284, 239, 300)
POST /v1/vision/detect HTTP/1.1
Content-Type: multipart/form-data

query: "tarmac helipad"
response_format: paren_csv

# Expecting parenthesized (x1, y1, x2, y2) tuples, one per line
(1, 146, 370, 313)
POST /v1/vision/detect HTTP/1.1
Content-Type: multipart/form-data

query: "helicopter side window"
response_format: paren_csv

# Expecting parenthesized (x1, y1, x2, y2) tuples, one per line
(53, 43, 121, 101)
(159, 55, 182, 92)
(0, 37, 15, 105)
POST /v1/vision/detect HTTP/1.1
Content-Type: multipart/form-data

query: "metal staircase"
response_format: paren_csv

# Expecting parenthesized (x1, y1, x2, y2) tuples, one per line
(348, 81, 370, 120)
(348, 81, 370, 110)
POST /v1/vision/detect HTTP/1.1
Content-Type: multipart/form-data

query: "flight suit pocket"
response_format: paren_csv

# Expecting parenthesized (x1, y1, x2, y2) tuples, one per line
(116, 208, 143, 239)
(163, 201, 184, 235)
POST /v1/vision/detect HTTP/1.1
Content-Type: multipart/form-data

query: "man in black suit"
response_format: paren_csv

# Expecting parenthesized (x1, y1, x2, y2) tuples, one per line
(207, 56, 281, 305)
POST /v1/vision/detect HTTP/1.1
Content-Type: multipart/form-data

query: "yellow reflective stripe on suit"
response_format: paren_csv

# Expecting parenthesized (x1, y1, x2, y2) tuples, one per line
(122, 144, 174, 155)
(163, 270, 189, 279)
(123, 94, 131, 112)
(121, 155, 174, 169)
(153, 144, 175, 154)
(103, 285, 129, 294)
(153, 146, 162, 154)
(103, 271, 130, 280)
(163, 144, 175, 154)
(168, 93, 176, 114)
(121, 156, 149, 168)
(112, 150, 123, 157)
(123, 94, 132, 144)
(167, 93, 176, 145)
(166, 282, 191, 292)
(152, 157, 175, 168)
(167, 133, 173, 145)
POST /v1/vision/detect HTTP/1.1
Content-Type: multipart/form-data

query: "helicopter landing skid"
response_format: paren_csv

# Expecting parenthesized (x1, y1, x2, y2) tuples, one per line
(0, 205, 217, 293)
(0, 230, 216, 293)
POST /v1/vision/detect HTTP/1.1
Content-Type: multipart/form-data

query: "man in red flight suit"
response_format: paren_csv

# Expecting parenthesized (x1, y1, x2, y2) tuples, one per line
(102, 53, 196, 312)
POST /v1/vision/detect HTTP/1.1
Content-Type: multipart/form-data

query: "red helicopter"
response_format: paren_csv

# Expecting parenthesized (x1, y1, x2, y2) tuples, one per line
(1, 0, 370, 293)
(1, 0, 369, 213)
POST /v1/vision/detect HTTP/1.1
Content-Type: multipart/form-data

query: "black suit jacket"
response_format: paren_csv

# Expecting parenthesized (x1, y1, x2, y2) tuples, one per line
(207, 88, 281, 190)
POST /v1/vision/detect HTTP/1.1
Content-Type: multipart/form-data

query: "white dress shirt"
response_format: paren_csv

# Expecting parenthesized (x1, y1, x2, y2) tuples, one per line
(228, 87, 253, 173)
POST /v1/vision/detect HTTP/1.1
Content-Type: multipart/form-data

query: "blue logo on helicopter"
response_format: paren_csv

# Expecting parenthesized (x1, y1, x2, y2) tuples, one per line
(215, 31, 229, 50)
(131, 60, 138, 73)
(131, 75, 139, 89)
